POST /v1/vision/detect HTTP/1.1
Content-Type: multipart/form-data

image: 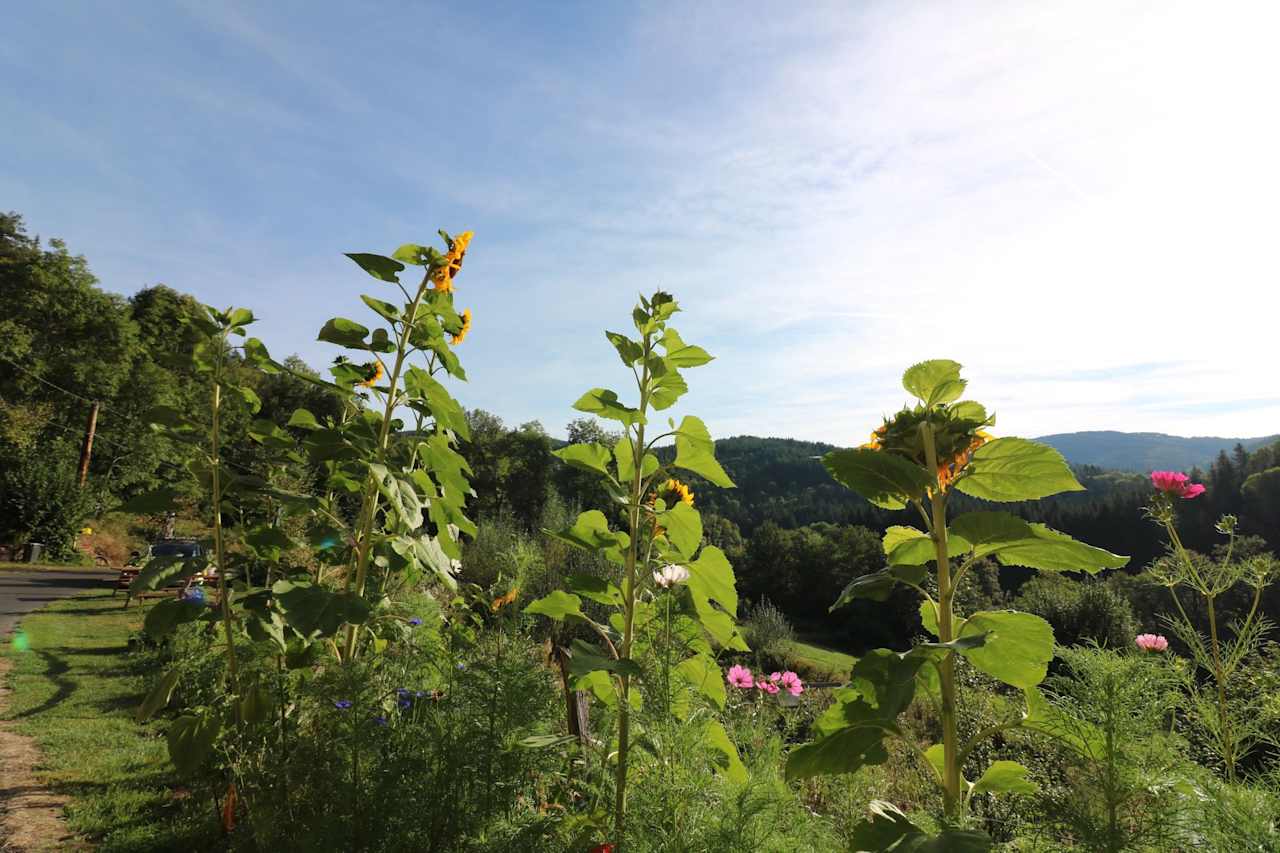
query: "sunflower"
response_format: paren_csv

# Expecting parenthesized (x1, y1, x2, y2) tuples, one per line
(936, 430, 992, 491)
(431, 230, 474, 292)
(450, 309, 472, 345)
(664, 478, 695, 507)
(357, 359, 385, 387)
(861, 424, 888, 451)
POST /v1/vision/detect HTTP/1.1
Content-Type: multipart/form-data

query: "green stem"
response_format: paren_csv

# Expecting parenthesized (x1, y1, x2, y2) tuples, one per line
(614, 336, 652, 852)
(1204, 592, 1235, 781)
(921, 423, 960, 820)
(210, 364, 239, 691)
(342, 273, 431, 660)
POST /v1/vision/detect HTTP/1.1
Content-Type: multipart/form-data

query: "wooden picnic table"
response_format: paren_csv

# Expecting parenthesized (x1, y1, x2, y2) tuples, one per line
(114, 565, 221, 607)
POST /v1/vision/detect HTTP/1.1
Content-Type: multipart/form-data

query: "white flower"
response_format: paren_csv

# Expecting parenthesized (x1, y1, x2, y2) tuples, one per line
(653, 564, 689, 589)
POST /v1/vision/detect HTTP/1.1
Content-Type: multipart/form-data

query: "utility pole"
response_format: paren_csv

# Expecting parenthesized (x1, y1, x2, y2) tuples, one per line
(78, 401, 99, 488)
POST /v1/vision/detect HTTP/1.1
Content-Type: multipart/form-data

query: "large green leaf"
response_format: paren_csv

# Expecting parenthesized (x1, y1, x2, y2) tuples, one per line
(831, 564, 927, 608)
(902, 359, 966, 407)
(687, 546, 737, 616)
(403, 366, 470, 439)
(167, 712, 222, 776)
(143, 597, 207, 638)
(660, 328, 713, 368)
(317, 317, 370, 348)
(993, 524, 1129, 574)
(368, 463, 423, 531)
(552, 443, 615, 479)
(272, 581, 371, 639)
(614, 436, 658, 484)
(345, 252, 404, 283)
(564, 574, 623, 606)
(360, 294, 401, 321)
(544, 510, 629, 563)
(970, 760, 1037, 797)
(823, 448, 933, 510)
(703, 720, 747, 784)
(958, 610, 1054, 689)
(523, 590, 586, 621)
(573, 388, 643, 427)
(685, 546, 746, 649)
(784, 713, 892, 781)
(884, 525, 970, 566)
(130, 555, 204, 593)
(605, 330, 644, 365)
(661, 501, 702, 559)
(848, 800, 992, 853)
(566, 639, 641, 679)
(649, 370, 689, 411)
(949, 512, 1127, 574)
(955, 438, 1084, 502)
(673, 416, 734, 488)
(136, 669, 181, 722)
(676, 653, 726, 710)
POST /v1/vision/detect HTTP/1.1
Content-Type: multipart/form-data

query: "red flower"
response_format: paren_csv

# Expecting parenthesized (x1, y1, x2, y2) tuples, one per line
(589, 845, 614, 853)
(1151, 470, 1205, 499)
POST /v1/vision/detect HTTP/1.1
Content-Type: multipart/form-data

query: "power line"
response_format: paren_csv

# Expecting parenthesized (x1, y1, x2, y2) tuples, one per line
(0, 352, 274, 482)
(0, 351, 103, 409)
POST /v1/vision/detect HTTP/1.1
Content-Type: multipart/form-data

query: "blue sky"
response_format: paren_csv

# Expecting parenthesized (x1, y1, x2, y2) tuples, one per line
(4, 2, 1278, 443)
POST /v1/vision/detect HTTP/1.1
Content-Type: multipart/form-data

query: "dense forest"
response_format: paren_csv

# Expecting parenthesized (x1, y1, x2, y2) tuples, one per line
(3, 210, 1279, 654)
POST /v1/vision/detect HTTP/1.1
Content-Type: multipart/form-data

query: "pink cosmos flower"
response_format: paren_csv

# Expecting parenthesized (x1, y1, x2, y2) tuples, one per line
(1151, 471, 1206, 499)
(726, 664, 754, 689)
(1135, 633, 1169, 653)
(757, 679, 780, 695)
(778, 671, 804, 696)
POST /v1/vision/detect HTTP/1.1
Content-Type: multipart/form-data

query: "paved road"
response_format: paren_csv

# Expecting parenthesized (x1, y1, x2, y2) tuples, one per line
(0, 570, 113, 636)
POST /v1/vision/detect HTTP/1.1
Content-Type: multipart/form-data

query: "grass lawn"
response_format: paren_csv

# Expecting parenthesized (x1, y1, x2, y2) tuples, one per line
(786, 639, 856, 679)
(0, 562, 106, 571)
(1, 591, 209, 852)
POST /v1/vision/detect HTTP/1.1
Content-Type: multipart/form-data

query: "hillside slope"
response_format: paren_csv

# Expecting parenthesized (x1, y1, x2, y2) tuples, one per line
(1035, 431, 1278, 472)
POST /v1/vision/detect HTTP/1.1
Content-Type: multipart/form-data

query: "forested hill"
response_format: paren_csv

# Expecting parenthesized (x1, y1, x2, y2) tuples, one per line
(685, 433, 1280, 567)
(694, 435, 1152, 535)
(1036, 430, 1279, 472)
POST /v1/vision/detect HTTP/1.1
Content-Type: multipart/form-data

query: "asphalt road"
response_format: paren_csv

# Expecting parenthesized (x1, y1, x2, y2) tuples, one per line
(0, 570, 113, 636)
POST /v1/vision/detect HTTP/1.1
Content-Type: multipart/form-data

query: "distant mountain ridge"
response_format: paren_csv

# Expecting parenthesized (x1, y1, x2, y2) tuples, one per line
(1034, 431, 1279, 473)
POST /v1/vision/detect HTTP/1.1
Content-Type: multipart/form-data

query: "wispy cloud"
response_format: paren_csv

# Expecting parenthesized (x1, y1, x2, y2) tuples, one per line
(3, 1, 1277, 442)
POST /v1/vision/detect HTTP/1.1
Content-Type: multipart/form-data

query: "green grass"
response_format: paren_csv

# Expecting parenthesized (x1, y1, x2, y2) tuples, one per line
(1, 591, 208, 852)
(785, 639, 855, 679)
(0, 562, 106, 571)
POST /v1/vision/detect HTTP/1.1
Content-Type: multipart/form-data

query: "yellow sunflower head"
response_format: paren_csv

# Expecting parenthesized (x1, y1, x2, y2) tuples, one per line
(664, 478, 695, 507)
(431, 230, 474, 292)
(357, 359, 385, 387)
(450, 309, 472, 345)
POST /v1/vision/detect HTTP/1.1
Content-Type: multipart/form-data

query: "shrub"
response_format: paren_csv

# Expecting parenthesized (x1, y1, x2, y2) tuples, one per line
(743, 598, 795, 670)
(0, 444, 95, 559)
(1023, 645, 1194, 852)
(1014, 574, 1137, 649)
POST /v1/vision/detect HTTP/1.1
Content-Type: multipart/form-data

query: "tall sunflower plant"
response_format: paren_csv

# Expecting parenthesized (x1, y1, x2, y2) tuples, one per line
(784, 359, 1128, 850)
(125, 230, 479, 777)
(524, 291, 747, 852)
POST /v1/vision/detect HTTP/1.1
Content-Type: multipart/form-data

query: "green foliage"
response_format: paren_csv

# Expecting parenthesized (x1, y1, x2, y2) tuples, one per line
(0, 445, 95, 558)
(1147, 506, 1280, 781)
(1024, 645, 1194, 852)
(792, 359, 1126, 843)
(1014, 575, 1137, 649)
(742, 597, 796, 669)
(524, 290, 743, 848)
